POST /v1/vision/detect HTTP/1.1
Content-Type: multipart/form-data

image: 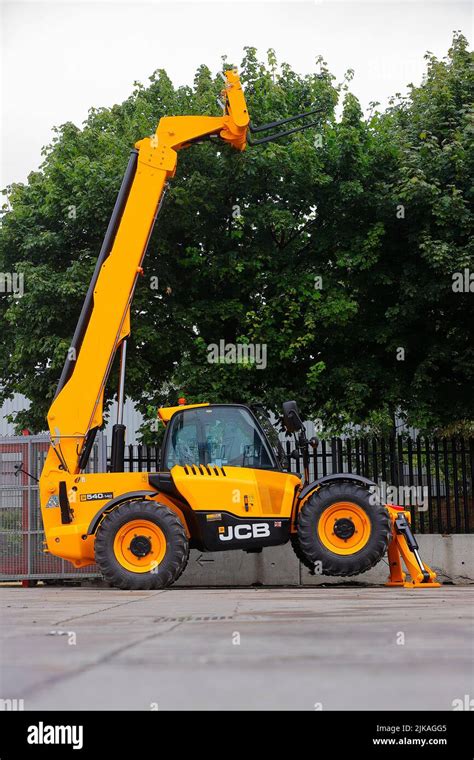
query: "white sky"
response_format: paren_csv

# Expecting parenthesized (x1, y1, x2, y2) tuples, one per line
(1, 0, 472, 187)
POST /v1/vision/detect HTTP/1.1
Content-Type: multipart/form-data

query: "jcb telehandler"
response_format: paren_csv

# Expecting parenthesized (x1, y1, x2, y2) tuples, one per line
(39, 70, 439, 590)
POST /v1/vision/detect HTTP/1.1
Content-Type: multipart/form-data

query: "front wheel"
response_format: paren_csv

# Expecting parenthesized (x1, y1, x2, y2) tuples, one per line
(95, 501, 189, 590)
(293, 482, 391, 576)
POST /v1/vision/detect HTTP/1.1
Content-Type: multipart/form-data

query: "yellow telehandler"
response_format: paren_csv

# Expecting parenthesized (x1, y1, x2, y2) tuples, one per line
(39, 70, 439, 590)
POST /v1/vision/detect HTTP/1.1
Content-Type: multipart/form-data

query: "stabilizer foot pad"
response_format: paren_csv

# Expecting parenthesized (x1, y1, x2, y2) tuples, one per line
(385, 581, 441, 588)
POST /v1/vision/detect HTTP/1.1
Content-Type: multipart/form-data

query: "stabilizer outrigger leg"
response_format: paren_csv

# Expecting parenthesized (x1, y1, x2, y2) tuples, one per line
(385, 506, 441, 588)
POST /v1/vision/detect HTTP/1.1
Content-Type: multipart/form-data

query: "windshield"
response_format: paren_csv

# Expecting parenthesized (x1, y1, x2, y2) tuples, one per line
(252, 406, 289, 471)
(164, 406, 278, 471)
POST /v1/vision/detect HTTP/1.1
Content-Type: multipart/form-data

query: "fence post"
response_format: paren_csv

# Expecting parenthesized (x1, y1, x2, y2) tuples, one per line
(331, 438, 337, 474)
(27, 437, 32, 576)
(371, 437, 378, 483)
(452, 437, 461, 533)
(397, 436, 404, 490)
(389, 436, 396, 486)
(337, 438, 343, 472)
(433, 438, 443, 532)
(425, 437, 434, 533)
(380, 436, 387, 483)
(468, 438, 474, 533)
(442, 438, 452, 533)
(346, 439, 352, 474)
(355, 438, 361, 475)
(363, 438, 370, 479)
(416, 436, 425, 534)
(321, 439, 327, 476)
(406, 437, 415, 526)
(460, 437, 470, 533)
(312, 441, 318, 480)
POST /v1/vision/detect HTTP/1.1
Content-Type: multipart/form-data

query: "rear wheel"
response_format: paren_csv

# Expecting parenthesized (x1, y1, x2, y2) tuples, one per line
(293, 482, 391, 576)
(95, 501, 189, 590)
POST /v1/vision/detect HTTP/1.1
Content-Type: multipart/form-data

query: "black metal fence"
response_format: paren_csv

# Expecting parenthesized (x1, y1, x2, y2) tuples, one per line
(283, 436, 473, 535)
(120, 443, 160, 474)
(114, 436, 474, 535)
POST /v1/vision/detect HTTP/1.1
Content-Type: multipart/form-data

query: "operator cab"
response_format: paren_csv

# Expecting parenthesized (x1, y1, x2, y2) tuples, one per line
(161, 404, 288, 472)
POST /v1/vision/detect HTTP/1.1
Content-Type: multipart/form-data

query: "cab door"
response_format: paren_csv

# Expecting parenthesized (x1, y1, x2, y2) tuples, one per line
(162, 405, 298, 518)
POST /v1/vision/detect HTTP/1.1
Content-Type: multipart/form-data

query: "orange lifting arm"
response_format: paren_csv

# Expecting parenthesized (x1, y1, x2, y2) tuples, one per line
(42, 71, 249, 486)
(40, 69, 320, 501)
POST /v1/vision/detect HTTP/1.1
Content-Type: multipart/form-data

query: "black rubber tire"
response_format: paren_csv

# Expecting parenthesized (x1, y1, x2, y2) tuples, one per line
(291, 534, 316, 575)
(293, 482, 391, 577)
(95, 501, 189, 590)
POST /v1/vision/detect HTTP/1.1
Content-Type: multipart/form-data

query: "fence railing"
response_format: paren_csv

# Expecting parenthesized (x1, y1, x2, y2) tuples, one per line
(281, 436, 473, 535)
(120, 443, 160, 473)
(116, 435, 473, 535)
(0, 432, 471, 582)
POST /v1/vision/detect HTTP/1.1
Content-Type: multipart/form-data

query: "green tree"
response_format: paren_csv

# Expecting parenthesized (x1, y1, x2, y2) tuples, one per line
(0, 37, 472, 439)
(375, 32, 474, 431)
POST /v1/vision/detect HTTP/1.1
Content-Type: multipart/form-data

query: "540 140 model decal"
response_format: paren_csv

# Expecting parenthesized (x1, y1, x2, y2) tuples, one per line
(79, 492, 114, 502)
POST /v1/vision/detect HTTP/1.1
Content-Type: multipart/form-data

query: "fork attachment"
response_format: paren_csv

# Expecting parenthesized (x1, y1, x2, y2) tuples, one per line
(247, 108, 324, 145)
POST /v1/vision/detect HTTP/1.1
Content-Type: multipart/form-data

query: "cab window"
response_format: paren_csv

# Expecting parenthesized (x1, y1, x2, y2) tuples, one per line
(164, 406, 277, 470)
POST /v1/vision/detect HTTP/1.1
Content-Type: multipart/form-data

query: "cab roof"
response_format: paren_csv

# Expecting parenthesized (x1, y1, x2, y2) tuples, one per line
(158, 402, 209, 424)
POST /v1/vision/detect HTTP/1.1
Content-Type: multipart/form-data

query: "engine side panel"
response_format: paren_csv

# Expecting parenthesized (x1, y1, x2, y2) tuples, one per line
(170, 465, 301, 519)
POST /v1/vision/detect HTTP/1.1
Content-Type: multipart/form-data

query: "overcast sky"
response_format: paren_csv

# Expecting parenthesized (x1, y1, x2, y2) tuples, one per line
(1, 0, 472, 187)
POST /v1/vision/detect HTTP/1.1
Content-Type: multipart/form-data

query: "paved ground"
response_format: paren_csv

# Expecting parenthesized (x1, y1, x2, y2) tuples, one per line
(1, 586, 473, 710)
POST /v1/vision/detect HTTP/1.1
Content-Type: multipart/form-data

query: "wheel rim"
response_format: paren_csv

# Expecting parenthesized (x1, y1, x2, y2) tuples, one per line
(113, 519, 166, 573)
(317, 501, 371, 555)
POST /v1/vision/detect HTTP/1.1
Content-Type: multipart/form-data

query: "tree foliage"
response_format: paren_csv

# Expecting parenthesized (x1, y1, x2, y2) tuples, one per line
(0, 35, 472, 437)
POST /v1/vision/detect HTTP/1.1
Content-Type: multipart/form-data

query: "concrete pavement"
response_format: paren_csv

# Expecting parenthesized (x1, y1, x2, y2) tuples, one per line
(1, 586, 473, 710)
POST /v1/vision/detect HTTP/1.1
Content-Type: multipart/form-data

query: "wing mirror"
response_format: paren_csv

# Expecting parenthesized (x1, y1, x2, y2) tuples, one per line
(282, 400, 305, 434)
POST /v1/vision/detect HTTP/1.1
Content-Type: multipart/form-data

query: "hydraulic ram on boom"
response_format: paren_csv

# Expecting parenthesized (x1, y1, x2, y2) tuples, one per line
(39, 71, 439, 591)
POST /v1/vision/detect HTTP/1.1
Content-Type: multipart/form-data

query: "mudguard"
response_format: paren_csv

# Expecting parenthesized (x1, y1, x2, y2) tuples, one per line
(87, 490, 157, 534)
(297, 473, 376, 502)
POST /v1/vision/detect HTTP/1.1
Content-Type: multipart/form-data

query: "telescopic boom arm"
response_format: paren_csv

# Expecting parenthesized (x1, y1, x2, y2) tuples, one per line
(41, 70, 319, 499)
